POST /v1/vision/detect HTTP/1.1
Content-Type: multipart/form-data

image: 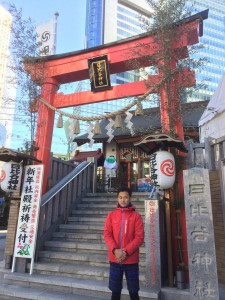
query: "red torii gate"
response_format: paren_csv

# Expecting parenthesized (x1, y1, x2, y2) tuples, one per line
(25, 10, 207, 192)
(25, 10, 208, 281)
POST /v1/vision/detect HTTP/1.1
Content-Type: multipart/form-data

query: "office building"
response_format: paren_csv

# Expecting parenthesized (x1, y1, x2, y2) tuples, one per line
(187, 0, 225, 102)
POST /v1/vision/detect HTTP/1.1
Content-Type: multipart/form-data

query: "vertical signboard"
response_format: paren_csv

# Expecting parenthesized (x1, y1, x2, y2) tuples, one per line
(184, 168, 219, 300)
(145, 200, 161, 291)
(88, 55, 111, 92)
(12, 165, 44, 274)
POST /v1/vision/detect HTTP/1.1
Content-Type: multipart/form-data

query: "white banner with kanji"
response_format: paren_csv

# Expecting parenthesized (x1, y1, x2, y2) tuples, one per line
(13, 165, 44, 260)
(36, 18, 56, 56)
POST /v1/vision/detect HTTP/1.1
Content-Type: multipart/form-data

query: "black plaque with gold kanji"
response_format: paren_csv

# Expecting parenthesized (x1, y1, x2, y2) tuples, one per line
(88, 55, 111, 92)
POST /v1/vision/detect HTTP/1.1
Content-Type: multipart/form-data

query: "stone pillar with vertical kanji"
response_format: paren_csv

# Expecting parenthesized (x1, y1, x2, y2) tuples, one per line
(184, 168, 219, 300)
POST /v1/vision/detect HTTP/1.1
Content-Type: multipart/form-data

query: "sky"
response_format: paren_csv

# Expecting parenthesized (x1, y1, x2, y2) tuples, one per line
(0, 0, 87, 153)
(0, 0, 87, 55)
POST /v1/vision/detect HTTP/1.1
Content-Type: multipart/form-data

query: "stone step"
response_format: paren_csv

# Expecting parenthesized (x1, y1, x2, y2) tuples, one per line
(72, 207, 144, 213)
(67, 216, 145, 225)
(44, 240, 107, 253)
(2, 273, 158, 300)
(38, 250, 108, 266)
(59, 223, 103, 233)
(86, 192, 149, 199)
(52, 231, 105, 242)
(0, 283, 103, 300)
(71, 210, 145, 218)
(50, 233, 146, 253)
(81, 197, 147, 203)
(0, 269, 190, 300)
(76, 203, 145, 209)
(43, 240, 146, 255)
(29, 261, 146, 283)
(160, 287, 189, 300)
(31, 262, 109, 281)
(38, 250, 146, 269)
(71, 209, 110, 216)
(38, 247, 145, 263)
(67, 216, 106, 223)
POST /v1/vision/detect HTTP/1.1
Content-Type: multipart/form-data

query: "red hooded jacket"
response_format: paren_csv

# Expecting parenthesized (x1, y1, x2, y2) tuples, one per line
(104, 204, 144, 264)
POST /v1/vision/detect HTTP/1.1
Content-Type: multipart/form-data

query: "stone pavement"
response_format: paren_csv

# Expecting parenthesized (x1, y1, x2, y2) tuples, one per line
(0, 230, 224, 299)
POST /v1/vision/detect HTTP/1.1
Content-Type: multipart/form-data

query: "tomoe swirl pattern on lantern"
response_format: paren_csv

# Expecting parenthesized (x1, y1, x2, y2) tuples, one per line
(0, 170, 6, 182)
(160, 159, 175, 177)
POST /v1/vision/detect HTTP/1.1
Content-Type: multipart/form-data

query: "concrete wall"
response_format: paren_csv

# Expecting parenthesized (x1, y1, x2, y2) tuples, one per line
(210, 170, 225, 284)
(200, 113, 225, 143)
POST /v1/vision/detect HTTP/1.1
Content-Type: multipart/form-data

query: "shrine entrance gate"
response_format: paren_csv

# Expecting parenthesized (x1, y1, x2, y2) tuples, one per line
(25, 10, 208, 283)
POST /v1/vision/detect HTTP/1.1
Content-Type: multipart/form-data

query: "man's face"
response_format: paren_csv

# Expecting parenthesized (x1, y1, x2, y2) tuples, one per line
(118, 191, 131, 207)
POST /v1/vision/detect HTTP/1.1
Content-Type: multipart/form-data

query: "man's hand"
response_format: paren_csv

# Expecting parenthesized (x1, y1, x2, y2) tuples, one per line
(114, 249, 127, 263)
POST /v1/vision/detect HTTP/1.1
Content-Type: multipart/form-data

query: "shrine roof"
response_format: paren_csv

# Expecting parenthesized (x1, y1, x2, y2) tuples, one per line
(73, 100, 208, 146)
(0, 148, 41, 163)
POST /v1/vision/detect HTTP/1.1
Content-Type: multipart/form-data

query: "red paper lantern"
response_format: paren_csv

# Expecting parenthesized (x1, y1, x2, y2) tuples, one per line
(149, 150, 175, 189)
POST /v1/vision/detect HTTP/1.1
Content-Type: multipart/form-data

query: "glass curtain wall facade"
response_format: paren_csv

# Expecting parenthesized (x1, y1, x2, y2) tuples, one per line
(85, 0, 104, 48)
(187, 0, 225, 102)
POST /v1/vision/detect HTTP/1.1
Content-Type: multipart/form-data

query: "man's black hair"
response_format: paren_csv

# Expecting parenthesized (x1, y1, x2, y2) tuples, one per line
(117, 187, 132, 197)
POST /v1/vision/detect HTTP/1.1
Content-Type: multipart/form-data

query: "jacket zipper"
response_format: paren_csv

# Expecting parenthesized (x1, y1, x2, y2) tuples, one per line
(125, 220, 127, 234)
(120, 209, 124, 249)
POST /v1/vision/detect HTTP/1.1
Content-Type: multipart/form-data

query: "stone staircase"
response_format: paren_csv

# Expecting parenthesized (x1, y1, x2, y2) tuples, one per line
(0, 192, 191, 299)
(0, 192, 161, 300)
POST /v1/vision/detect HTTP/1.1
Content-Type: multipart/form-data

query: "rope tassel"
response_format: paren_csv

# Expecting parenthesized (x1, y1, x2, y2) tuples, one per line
(114, 115, 122, 128)
(57, 114, 63, 128)
(135, 100, 143, 116)
(93, 120, 101, 135)
(73, 119, 80, 134)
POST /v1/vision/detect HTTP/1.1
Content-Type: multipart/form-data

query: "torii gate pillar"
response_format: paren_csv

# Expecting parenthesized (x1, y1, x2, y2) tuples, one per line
(36, 78, 59, 191)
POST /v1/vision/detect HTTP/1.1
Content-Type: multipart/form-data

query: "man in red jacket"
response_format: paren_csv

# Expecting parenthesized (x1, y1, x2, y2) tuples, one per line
(104, 187, 144, 300)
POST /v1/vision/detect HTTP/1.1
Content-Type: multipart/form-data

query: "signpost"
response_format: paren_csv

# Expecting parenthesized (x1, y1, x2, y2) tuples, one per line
(12, 165, 44, 275)
(145, 200, 161, 291)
